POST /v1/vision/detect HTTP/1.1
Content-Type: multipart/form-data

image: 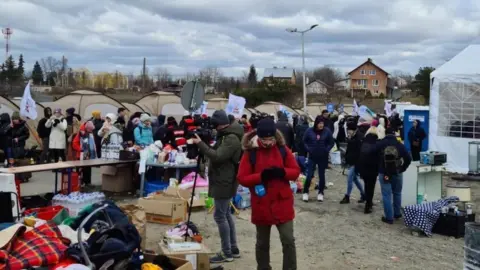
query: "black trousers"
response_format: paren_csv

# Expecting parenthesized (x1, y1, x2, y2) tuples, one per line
(52, 149, 66, 162)
(411, 145, 421, 161)
(363, 174, 378, 205)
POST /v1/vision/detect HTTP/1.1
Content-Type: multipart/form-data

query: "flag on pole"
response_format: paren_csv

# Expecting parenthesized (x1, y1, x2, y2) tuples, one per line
(20, 81, 37, 120)
(384, 100, 393, 117)
(353, 99, 359, 115)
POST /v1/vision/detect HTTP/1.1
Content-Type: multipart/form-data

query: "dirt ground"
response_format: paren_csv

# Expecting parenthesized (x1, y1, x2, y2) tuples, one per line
(141, 167, 468, 270)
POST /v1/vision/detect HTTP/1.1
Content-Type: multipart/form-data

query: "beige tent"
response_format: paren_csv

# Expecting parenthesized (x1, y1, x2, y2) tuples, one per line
(135, 91, 183, 118)
(122, 102, 144, 115)
(42, 90, 125, 120)
(1, 97, 43, 148)
(254, 101, 297, 118)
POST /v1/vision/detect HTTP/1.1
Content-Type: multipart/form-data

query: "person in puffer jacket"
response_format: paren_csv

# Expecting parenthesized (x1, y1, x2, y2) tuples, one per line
(237, 118, 300, 270)
(275, 111, 294, 149)
(134, 114, 154, 146)
(294, 115, 309, 157)
(302, 116, 334, 202)
(357, 126, 379, 214)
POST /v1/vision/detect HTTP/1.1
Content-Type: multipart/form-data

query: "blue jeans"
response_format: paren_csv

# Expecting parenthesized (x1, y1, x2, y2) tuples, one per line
(346, 166, 365, 198)
(304, 158, 326, 195)
(213, 199, 238, 256)
(378, 173, 403, 220)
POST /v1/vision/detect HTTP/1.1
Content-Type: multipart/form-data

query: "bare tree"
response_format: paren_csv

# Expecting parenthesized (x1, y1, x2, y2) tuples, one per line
(391, 70, 413, 88)
(40, 56, 62, 79)
(154, 67, 171, 88)
(198, 66, 223, 87)
(309, 66, 343, 90)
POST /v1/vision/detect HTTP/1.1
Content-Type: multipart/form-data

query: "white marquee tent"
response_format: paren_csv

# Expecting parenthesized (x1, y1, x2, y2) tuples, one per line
(429, 44, 480, 173)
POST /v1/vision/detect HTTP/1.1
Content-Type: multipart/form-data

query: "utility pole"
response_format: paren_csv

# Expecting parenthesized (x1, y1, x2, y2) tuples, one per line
(142, 57, 146, 90)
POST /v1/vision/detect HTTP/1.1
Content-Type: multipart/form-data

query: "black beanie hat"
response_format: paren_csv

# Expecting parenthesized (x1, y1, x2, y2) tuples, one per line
(256, 118, 276, 138)
(346, 121, 357, 131)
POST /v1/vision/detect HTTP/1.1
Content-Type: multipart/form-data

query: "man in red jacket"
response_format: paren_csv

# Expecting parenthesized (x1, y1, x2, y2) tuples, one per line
(237, 118, 300, 270)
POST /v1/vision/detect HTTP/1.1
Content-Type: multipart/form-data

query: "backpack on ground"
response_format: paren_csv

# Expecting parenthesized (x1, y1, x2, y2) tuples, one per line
(249, 146, 287, 169)
(383, 145, 402, 176)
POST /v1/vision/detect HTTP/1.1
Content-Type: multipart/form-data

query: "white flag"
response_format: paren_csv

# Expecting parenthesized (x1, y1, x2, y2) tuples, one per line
(20, 82, 37, 120)
(384, 100, 393, 117)
(353, 99, 359, 115)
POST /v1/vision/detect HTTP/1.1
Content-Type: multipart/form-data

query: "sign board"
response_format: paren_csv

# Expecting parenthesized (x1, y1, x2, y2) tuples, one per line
(225, 94, 246, 118)
(180, 81, 205, 112)
(327, 103, 335, 113)
(408, 115, 425, 122)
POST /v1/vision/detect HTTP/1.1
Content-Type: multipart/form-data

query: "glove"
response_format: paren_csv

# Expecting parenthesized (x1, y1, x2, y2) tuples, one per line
(260, 168, 274, 182)
(54, 119, 60, 124)
(269, 167, 286, 179)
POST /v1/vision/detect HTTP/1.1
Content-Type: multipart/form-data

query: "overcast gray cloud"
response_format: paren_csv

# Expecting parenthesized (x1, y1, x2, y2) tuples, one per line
(0, 0, 479, 77)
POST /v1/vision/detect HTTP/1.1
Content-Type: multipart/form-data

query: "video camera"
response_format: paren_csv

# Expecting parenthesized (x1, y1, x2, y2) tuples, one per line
(249, 112, 273, 129)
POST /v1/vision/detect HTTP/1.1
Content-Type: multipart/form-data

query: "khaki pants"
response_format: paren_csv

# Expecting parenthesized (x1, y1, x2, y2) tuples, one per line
(256, 221, 296, 270)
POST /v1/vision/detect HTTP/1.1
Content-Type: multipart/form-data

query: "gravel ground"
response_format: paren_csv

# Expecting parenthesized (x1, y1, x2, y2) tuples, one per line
(144, 167, 467, 270)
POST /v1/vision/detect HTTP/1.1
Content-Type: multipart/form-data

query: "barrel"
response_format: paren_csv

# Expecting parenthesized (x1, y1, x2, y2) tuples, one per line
(464, 222, 480, 270)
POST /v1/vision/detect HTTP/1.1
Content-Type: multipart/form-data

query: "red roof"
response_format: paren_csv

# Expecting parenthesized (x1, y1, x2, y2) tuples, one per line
(348, 58, 389, 76)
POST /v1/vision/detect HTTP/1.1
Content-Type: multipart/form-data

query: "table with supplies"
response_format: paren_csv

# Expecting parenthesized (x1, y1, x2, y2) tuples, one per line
(0, 159, 137, 195)
(139, 162, 197, 197)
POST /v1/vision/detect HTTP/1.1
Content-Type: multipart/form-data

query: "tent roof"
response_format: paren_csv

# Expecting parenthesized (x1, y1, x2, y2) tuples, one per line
(254, 101, 297, 117)
(431, 44, 480, 77)
(122, 102, 144, 113)
(135, 91, 181, 116)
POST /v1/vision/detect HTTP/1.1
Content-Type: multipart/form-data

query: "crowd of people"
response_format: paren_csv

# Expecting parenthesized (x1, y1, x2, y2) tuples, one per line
(0, 105, 425, 270)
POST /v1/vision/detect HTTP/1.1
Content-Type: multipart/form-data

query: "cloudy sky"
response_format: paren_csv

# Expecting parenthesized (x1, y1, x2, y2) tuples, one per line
(1, 0, 479, 78)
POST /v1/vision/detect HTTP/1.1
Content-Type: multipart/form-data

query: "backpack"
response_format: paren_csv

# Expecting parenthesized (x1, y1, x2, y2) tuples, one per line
(383, 145, 402, 176)
(249, 146, 287, 169)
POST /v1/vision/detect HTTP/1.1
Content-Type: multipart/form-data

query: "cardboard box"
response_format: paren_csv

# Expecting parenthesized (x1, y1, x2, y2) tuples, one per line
(144, 251, 193, 270)
(101, 165, 133, 192)
(158, 242, 211, 270)
(138, 187, 188, 225)
(186, 187, 208, 208)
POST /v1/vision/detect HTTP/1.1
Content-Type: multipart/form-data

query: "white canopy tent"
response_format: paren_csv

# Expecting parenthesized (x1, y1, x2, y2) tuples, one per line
(429, 44, 480, 173)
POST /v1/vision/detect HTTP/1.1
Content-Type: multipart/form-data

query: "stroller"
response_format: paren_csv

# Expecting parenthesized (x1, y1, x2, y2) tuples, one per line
(73, 204, 141, 270)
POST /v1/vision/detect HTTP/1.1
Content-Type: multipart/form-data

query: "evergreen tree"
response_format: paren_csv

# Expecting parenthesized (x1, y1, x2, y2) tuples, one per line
(247, 64, 257, 88)
(4, 55, 16, 81)
(31, 61, 44, 84)
(17, 54, 25, 80)
(0, 64, 5, 83)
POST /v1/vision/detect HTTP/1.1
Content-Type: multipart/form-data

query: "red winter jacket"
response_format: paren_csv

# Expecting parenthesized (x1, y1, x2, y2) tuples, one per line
(237, 130, 300, 225)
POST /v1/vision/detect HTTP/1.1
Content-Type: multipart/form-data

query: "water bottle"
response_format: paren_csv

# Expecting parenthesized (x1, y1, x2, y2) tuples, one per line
(255, 184, 266, 197)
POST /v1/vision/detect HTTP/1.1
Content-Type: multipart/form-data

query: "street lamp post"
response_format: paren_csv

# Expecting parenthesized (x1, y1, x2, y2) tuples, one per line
(286, 24, 318, 114)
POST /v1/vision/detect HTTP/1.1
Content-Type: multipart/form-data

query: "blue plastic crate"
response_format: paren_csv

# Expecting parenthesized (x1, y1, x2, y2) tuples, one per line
(144, 181, 169, 196)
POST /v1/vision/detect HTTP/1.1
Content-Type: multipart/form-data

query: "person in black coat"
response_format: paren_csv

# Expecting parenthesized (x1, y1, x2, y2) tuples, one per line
(340, 121, 365, 204)
(37, 107, 52, 163)
(408, 120, 426, 161)
(357, 127, 379, 213)
(294, 115, 309, 157)
(0, 113, 12, 162)
(275, 111, 294, 149)
(321, 110, 334, 133)
(65, 107, 81, 126)
(153, 115, 168, 144)
(11, 112, 30, 159)
(116, 108, 127, 131)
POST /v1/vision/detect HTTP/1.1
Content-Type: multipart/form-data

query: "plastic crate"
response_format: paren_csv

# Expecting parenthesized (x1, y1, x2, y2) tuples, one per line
(144, 181, 169, 196)
(24, 206, 66, 221)
(61, 172, 79, 194)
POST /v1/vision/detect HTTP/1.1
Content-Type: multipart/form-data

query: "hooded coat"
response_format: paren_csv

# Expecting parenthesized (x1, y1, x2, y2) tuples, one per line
(237, 129, 300, 225)
(0, 113, 12, 151)
(197, 124, 243, 199)
(73, 122, 97, 160)
(333, 115, 347, 143)
(134, 122, 154, 146)
(37, 108, 52, 139)
(153, 115, 168, 143)
(357, 131, 379, 179)
(11, 119, 30, 151)
(303, 116, 335, 165)
(98, 113, 123, 145)
(294, 116, 309, 157)
(46, 114, 67, 149)
(275, 113, 294, 149)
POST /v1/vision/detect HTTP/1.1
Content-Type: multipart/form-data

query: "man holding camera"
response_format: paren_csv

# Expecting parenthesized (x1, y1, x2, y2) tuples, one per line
(191, 109, 244, 263)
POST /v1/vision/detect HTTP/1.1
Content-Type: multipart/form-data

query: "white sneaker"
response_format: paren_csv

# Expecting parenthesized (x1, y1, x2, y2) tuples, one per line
(317, 194, 324, 202)
(302, 193, 309, 202)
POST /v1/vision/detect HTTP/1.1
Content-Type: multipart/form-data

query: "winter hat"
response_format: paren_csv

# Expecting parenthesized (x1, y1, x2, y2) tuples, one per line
(140, 113, 150, 123)
(11, 111, 20, 120)
(228, 114, 235, 124)
(210, 110, 230, 126)
(85, 121, 95, 132)
(256, 118, 276, 138)
(54, 108, 62, 114)
(371, 119, 379, 127)
(314, 115, 325, 126)
(346, 121, 357, 131)
(66, 107, 75, 115)
(167, 116, 176, 126)
(91, 110, 100, 118)
(105, 113, 117, 123)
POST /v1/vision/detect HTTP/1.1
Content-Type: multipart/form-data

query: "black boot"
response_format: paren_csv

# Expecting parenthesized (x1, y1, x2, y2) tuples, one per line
(340, 195, 350, 204)
(358, 195, 366, 203)
(364, 201, 373, 214)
